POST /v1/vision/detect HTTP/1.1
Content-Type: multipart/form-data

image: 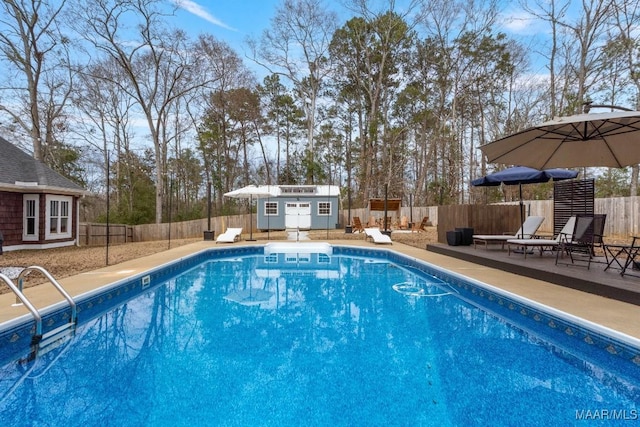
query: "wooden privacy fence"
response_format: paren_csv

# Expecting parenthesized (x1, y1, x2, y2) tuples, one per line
(458, 196, 640, 240)
(131, 214, 251, 243)
(79, 214, 254, 246)
(503, 196, 640, 238)
(437, 205, 522, 244)
(79, 223, 133, 246)
(78, 196, 639, 245)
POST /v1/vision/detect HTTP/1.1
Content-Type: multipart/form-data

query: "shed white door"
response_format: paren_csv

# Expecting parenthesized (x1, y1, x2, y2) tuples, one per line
(285, 202, 311, 229)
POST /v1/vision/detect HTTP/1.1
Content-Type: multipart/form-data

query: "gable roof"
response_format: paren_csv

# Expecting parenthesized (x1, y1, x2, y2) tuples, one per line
(0, 137, 86, 195)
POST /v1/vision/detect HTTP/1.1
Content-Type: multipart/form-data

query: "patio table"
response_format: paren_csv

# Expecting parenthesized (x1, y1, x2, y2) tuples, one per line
(604, 236, 640, 277)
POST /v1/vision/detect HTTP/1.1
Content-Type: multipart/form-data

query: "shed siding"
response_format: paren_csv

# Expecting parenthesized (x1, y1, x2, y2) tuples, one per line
(257, 196, 340, 230)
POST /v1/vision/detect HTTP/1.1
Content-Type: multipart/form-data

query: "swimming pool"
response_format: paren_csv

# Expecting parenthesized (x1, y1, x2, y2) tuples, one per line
(0, 243, 638, 426)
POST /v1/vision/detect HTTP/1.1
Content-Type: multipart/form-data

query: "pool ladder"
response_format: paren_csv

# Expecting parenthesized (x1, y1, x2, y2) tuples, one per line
(0, 266, 77, 353)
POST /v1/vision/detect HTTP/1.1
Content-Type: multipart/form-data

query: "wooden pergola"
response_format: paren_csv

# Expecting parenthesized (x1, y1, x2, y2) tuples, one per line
(367, 198, 402, 231)
(368, 198, 401, 213)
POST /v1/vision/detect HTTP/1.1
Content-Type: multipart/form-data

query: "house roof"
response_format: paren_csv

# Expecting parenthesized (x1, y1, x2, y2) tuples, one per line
(0, 137, 86, 195)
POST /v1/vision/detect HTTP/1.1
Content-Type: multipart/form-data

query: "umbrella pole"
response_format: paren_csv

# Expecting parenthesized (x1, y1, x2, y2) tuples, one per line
(248, 194, 255, 241)
(409, 194, 413, 225)
(512, 183, 529, 254)
(519, 183, 524, 238)
(384, 184, 388, 232)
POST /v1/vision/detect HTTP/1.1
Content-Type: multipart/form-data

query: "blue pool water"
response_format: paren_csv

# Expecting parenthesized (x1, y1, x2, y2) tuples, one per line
(0, 245, 639, 426)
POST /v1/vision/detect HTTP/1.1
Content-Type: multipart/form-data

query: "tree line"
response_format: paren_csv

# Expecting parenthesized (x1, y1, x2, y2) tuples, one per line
(1, 0, 638, 225)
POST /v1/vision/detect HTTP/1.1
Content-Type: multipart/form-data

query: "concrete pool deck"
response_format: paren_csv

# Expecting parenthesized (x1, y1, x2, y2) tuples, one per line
(1, 240, 639, 341)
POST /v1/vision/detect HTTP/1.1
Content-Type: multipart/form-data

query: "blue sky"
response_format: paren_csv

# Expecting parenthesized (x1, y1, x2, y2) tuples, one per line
(169, 0, 285, 55)
(167, 0, 547, 72)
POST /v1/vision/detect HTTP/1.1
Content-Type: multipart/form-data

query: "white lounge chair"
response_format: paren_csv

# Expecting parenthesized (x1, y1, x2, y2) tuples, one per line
(216, 227, 243, 243)
(364, 227, 392, 244)
(472, 216, 545, 250)
(507, 216, 576, 258)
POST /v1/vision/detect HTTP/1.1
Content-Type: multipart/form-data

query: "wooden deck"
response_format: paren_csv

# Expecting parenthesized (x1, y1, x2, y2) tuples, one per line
(427, 242, 640, 306)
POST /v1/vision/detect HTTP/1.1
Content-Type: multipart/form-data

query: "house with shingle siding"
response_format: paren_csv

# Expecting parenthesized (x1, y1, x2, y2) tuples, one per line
(0, 137, 86, 252)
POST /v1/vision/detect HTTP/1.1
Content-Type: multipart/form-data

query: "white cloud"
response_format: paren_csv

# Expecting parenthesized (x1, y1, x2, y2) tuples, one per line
(499, 9, 549, 36)
(502, 11, 532, 33)
(173, 0, 236, 31)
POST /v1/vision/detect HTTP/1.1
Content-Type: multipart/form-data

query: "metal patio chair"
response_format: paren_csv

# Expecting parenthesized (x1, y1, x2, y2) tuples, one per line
(556, 214, 606, 269)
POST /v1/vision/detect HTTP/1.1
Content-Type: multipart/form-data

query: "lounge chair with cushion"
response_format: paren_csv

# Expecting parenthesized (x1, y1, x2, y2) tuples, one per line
(364, 228, 392, 244)
(506, 216, 576, 258)
(473, 216, 545, 250)
(216, 227, 243, 243)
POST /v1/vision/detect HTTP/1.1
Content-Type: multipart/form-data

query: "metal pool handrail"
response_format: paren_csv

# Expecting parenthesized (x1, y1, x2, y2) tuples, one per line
(0, 272, 43, 336)
(16, 266, 77, 328)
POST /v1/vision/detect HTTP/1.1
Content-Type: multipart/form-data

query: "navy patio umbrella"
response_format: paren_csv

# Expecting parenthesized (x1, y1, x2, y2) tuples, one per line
(472, 166, 578, 237)
(471, 166, 578, 187)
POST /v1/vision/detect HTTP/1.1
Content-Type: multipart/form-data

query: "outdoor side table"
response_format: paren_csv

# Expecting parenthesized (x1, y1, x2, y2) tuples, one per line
(446, 230, 462, 246)
(604, 236, 640, 277)
(455, 227, 474, 246)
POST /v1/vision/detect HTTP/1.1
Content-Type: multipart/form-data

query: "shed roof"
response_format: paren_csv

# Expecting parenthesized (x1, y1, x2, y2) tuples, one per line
(0, 137, 86, 194)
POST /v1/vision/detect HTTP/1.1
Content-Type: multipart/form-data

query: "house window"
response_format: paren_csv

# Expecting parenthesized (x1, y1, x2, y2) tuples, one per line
(318, 201, 331, 216)
(265, 201, 278, 216)
(60, 200, 69, 233)
(23, 195, 39, 241)
(45, 195, 72, 239)
(50, 200, 59, 233)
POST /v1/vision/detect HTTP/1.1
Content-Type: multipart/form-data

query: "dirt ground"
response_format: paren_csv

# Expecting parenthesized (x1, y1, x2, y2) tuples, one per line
(0, 227, 437, 294)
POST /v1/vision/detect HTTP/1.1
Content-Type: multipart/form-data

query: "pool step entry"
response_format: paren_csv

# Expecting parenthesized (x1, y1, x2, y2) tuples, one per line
(264, 242, 333, 256)
(285, 228, 310, 241)
(1, 266, 77, 351)
(38, 322, 76, 357)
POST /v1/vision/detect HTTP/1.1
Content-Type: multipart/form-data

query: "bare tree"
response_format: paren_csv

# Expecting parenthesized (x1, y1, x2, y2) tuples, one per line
(74, 0, 211, 223)
(610, 0, 640, 195)
(522, 0, 614, 115)
(559, 0, 614, 113)
(0, 0, 74, 161)
(74, 58, 137, 212)
(518, 0, 571, 117)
